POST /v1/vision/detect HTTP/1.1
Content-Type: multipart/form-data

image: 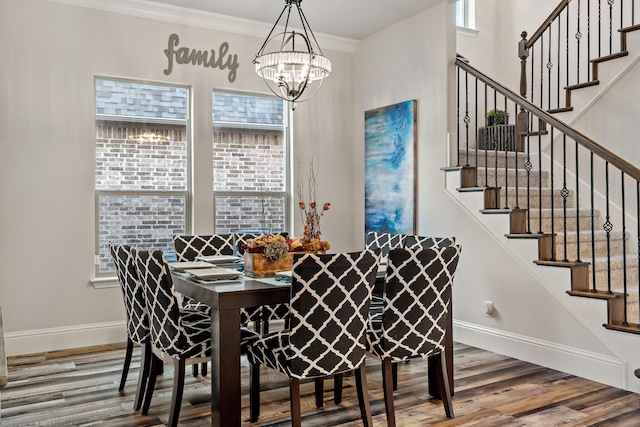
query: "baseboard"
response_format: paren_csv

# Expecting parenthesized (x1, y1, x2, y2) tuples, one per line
(5, 321, 127, 357)
(454, 320, 626, 389)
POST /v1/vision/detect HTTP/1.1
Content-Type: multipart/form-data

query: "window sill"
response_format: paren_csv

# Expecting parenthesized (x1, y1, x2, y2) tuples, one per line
(457, 26, 479, 38)
(90, 276, 120, 289)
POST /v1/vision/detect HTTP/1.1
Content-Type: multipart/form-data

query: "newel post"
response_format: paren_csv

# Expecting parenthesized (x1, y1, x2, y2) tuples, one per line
(518, 31, 529, 99)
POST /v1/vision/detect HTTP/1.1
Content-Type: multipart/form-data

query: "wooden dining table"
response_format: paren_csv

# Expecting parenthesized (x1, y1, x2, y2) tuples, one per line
(171, 272, 454, 427)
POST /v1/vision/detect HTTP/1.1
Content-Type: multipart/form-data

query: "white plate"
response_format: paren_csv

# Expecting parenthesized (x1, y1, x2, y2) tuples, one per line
(168, 261, 213, 271)
(184, 267, 242, 280)
(196, 255, 243, 264)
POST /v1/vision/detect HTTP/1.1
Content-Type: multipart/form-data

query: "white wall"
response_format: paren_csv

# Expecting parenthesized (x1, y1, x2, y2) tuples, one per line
(0, 0, 354, 355)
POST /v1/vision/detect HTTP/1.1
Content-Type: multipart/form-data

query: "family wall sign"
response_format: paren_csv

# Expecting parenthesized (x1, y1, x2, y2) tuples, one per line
(164, 33, 240, 83)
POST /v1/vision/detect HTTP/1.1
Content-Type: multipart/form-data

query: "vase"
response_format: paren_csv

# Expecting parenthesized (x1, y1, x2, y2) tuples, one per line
(243, 251, 325, 278)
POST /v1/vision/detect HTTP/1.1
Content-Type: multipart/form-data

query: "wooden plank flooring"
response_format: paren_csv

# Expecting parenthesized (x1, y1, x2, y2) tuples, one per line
(2, 342, 640, 426)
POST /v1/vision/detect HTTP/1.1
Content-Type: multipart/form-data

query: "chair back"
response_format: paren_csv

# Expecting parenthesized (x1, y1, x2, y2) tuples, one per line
(404, 235, 456, 250)
(375, 246, 461, 361)
(135, 250, 206, 358)
(109, 244, 150, 345)
(365, 232, 406, 258)
(173, 234, 235, 261)
(289, 250, 380, 379)
(233, 232, 259, 256)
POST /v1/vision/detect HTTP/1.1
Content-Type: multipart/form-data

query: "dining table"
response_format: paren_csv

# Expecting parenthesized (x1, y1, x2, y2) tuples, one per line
(171, 269, 454, 427)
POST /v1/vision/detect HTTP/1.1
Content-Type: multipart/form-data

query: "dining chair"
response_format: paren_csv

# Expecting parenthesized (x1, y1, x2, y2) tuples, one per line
(135, 249, 260, 427)
(363, 246, 462, 427)
(365, 231, 406, 258)
(247, 250, 380, 427)
(109, 244, 151, 411)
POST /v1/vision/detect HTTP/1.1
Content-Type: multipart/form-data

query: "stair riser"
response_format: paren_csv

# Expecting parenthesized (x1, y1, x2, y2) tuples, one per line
(589, 266, 639, 293)
(505, 194, 570, 209)
(459, 152, 528, 169)
(528, 216, 600, 233)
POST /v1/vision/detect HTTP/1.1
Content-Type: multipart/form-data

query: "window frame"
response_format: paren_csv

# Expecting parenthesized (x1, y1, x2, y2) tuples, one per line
(211, 89, 292, 235)
(456, 0, 476, 30)
(93, 76, 192, 276)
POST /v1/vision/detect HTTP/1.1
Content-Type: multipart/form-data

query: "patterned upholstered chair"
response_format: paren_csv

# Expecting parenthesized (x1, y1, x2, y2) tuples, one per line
(109, 244, 151, 411)
(135, 250, 259, 427)
(363, 246, 462, 427)
(247, 250, 380, 427)
(365, 232, 406, 259)
(404, 235, 456, 250)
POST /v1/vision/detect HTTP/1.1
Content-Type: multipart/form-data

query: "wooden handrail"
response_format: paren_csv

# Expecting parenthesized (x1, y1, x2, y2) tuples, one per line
(525, 0, 571, 49)
(456, 58, 640, 182)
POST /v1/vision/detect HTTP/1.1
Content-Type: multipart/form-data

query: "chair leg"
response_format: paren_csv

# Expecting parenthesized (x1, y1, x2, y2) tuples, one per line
(141, 353, 162, 415)
(134, 341, 152, 411)
(314, 378, 324, 408)
(119, 338, 134, 391)
(333, 373, 344, 404)
(192, 363, 199, 377)
(382, 358, 396, 427)
(167, 358, 186, 427)
(201, 362, 207, 376)
(290, 378, 302, 427)
(435, 351, 454, 418)
(392, 361, 398, 391)
(250, 363, 261, 422)
(355, 364, 373, 427)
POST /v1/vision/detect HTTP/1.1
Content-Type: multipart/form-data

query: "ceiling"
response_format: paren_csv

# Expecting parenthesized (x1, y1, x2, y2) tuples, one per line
(140, 0, 443, 40)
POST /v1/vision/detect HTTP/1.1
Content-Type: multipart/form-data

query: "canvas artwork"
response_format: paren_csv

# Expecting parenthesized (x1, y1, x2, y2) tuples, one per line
(364, 100, 417, 234)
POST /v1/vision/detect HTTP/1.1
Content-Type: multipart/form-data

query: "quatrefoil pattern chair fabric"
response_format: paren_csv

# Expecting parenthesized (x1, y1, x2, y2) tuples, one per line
(173, 234, 235, 262)
(403, 235, 456, 250)
(365, 232, 406, 259)
(135, 250, 212, 359)
(366, 246, 461, 362)
(233, 232, 259, 256)
(247, 250, 380, 379)
(110, 245, 150, 344)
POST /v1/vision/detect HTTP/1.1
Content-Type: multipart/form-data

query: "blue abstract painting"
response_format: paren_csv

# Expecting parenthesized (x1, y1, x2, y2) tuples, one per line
(364, 100, 416, 234)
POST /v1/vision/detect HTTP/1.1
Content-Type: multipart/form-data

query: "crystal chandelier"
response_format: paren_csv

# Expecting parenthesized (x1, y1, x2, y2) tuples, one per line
(253, 0, 331, 108)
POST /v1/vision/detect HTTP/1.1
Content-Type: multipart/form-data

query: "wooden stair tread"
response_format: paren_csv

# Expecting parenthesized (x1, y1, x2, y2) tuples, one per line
(548, 107, 573, 114)
(604, 323, 640, 335)
(505, 233, 552, 239)
(619, 24, 640, 33)
(518, 130, 549, 136)
(567, 289, 623, 300)
(590, 51, 629, 63)
(534, 260, 591, 268)
(480, 208, 511, 214)
(565, 80, 599, 91)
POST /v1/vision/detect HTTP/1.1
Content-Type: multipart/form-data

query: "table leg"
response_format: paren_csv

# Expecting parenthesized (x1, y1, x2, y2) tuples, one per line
(211, 307, 242, 427)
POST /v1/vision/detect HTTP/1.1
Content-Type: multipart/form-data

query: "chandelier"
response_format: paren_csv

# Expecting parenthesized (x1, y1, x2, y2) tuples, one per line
(253, 0, 331, 108)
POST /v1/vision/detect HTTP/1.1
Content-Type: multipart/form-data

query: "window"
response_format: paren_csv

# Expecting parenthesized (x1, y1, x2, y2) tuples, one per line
(456, 0, 476, 29)
(95, 78, 190, 275)
(212, 91, 289, 234)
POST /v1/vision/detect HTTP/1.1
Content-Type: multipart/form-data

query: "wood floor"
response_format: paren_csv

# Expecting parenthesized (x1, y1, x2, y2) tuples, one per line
(2, 342, 640, 426)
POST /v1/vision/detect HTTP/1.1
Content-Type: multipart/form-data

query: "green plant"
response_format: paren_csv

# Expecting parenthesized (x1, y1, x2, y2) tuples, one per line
(486, 109, 509, 126)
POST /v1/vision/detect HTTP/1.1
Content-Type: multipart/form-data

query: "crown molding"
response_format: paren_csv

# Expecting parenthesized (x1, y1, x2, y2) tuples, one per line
(46, 0, 359, 53)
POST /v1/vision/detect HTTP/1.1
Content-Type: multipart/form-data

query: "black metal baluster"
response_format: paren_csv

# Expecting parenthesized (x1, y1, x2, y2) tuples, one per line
(538, 119, 544, 234)
(577, 0, 583, 84)
(599, 0, 603, 58)
(588, 0, 592, 80)
(513, 102, 520, 209)
(503, 96, 509, 208)
(525, 117, 533, 233)
(464, 70, 470, 166)
(457, 66, 461, 166)
(557, 18, 562, 109)
(475, 78, 479, 187)
(484, 85, 489, 186)
(637, 181, 639, 326)
(575, 141, 582, 262)
(604, 161, 613, 294)
(633, 0, 635, 25)
(562, 134, 569, 261)
(541, 32, 546, 111)
(591, 152, 597, 292)
(621, 171, 628, 325)
(621, 0, 624, 30)
(609, 0, 615, 54)
(548, 27, 553, 111)
(567, 4, 570, 89)
(551, 127, 556, 260)
(531, 45, 535, 105)
(494, 90, 499, 189)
